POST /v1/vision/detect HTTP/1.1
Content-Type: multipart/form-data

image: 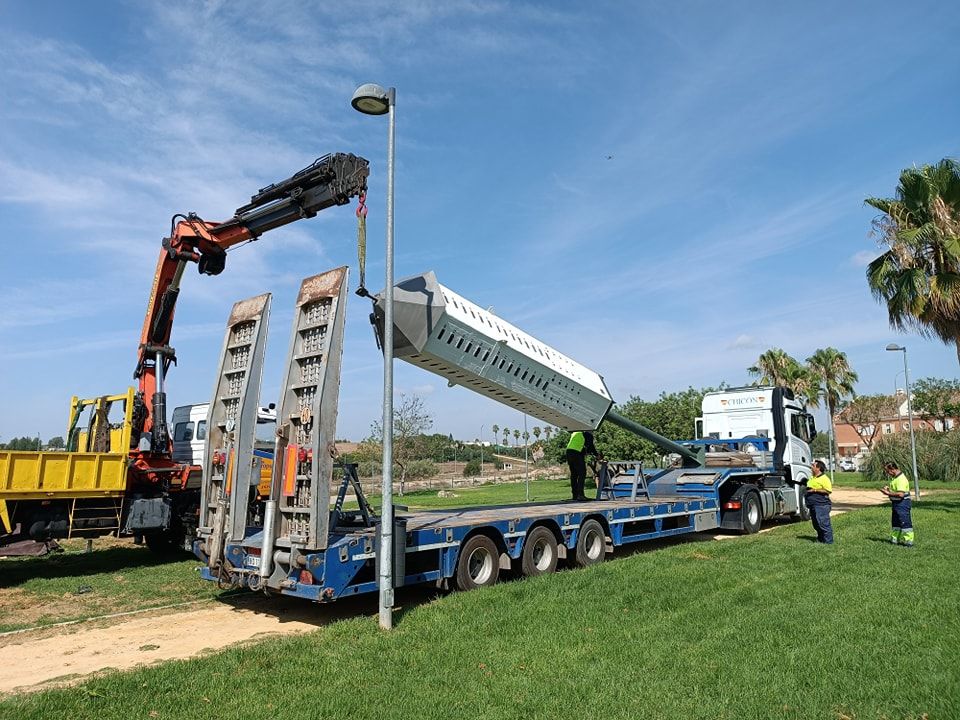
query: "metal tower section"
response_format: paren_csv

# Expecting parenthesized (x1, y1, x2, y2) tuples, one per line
(373, 271, 614, 431)
(199, 293, 271, 566)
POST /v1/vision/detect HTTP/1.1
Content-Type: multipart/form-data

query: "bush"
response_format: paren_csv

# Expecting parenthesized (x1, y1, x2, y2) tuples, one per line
(402, 460, 438, 480)
(864, 429, 960, 483)
(463, 459, 482, 477)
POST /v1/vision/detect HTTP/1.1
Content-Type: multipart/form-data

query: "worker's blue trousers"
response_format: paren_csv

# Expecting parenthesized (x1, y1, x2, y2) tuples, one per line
(806, 493, 833, 544)
(891, 497, 914, 545)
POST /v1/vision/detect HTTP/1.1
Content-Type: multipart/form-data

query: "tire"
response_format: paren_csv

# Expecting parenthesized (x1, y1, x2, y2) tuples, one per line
(740, 492, 762, 535)
(794, 496, 811, 522)
(144, 524, 188, 555)
(455, 534, 500, 591)
(574, 518, 606, 568)
(521, 526, 559, 577)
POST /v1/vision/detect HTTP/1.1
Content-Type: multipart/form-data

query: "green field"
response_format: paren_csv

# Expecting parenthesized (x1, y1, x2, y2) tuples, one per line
(0, 541, 218, 633)
(4, 494, 957, 719)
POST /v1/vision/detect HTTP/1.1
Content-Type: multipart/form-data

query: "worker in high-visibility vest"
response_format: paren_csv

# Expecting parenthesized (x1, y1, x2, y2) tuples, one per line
(881, 461, 914, 546)
(805, 459, 834, 544)
(566, 430, 599, 501)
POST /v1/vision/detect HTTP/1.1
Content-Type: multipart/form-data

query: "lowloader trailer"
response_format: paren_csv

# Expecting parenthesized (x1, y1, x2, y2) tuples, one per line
(195, 269, 817, 600)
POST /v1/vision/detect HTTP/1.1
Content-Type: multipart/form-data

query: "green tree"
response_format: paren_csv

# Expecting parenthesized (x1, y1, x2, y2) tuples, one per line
(491, 424, 499, 449)
(911, 376, 960, 430)
(748, 349, 807, 392)
(47, 436, 65, 449)
(502, 427, 510, 446)
(368, 393, 433, 494)
(543, 426, 553, 442)
(597, 386, 722, 464)
(463, 458, 482, 477)
(513, 429, 521, 446)
(865, 158, 960, 366)
(810, 431, 833, 458)
(532, 426, 542, 444)
(805, 347, 858, 452)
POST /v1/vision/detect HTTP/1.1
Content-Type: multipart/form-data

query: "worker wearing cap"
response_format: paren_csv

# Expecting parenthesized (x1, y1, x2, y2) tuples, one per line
(566, 430, 599, 502)
(805, 460, 834, 544)
(880, 462, 914, 546)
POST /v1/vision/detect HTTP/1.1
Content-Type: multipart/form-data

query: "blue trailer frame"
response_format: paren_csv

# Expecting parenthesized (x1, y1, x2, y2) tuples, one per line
(194, 453, 794, 603)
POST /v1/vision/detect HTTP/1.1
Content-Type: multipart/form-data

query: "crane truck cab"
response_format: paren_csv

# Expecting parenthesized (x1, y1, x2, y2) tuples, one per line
(695, 386, 817, 530)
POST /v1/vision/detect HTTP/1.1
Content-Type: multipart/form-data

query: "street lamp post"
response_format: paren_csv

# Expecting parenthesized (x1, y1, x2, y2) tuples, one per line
(886, 344, 920, 499)
(479, 425, 484, 477)
(352, 82, 397, 630)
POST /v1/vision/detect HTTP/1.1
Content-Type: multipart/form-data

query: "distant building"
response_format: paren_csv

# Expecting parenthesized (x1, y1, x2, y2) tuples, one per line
(833, 390, 958, 458)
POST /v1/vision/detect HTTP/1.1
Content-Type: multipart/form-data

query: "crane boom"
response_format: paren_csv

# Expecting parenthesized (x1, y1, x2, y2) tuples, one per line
(134, 153, 369, 457)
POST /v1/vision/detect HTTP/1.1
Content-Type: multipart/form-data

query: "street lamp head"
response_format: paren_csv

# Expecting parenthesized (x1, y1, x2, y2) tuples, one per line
(886, 343, 905, 352)
(351, 83, 392, 115)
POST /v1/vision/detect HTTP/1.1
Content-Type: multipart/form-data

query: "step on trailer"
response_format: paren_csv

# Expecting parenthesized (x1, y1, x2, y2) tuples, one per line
(196, 269, 814, 600)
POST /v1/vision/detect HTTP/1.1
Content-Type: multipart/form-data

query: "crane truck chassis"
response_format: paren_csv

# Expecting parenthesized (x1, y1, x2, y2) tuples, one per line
(0, 154, 369, 554)
(195, 269, 818, 601)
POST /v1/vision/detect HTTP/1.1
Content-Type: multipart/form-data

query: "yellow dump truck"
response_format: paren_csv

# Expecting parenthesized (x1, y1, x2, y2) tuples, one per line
(0, 392, 274, 555)
(1, 389, 144, 554)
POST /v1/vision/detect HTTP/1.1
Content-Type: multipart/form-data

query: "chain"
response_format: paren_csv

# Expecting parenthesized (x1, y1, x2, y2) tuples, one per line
(356, 191, 368, 296)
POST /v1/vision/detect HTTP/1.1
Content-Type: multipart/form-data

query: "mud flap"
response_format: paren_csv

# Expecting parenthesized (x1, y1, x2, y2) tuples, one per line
(127, 497, 172, 533)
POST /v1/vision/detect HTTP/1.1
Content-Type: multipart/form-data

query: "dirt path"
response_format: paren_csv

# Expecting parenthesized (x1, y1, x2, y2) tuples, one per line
(709, 486, 886, 541)
(0, 488, 888, 695)
(0, 594, 368, 696)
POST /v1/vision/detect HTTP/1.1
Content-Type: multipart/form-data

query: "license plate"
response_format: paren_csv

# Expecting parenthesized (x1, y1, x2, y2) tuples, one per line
(245, 554, 262, 568)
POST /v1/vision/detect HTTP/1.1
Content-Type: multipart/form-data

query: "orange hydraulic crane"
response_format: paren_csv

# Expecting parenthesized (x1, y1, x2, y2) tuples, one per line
(129, 153, 369, 497)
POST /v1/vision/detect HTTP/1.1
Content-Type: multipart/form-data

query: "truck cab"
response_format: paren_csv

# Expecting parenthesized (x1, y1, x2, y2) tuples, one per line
(172, 404, 208, 466)
(692, 386, 817, 531)
(697, 386, 816, 483)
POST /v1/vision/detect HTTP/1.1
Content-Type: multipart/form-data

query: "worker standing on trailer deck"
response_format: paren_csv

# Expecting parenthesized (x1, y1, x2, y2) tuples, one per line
(881, 462, 914, 547)
(805, 460, 834, 544)
(567, 431, 599, 501)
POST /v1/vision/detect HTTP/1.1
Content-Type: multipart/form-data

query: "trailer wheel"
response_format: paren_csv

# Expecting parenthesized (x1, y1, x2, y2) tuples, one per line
(521, 526, 559, 577)
(574, 519, 606, 567)
(740, 492, 762, 535)
(455, 534, 500, 591)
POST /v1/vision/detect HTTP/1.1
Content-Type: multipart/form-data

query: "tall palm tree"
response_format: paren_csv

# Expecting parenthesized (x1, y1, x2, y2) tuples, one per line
(532, 426, 542, 444)
(805, 348, 858, 414)
(543, 426, 553, 442)
(805, 348, 858, 455)
(748, 348, 806, 391)
(502, 427, 510, 446)
(865, 158, 960, 366)
(491, 424, 499, 450)
(513, 429, 521, 446)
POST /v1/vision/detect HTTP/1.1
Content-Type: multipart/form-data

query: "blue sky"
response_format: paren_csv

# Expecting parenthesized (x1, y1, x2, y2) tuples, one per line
(1, 0, 958, 445)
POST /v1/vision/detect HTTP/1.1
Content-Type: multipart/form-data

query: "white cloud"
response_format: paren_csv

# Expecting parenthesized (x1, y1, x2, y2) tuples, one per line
(728, 334, 760, 350)
(851, 250, 877, 267)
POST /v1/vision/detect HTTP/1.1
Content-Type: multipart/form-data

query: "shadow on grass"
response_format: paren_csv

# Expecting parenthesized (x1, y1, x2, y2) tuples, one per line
(213, 583, 444, 627)
(0, 546, 191, 589)
(914, 500, 960, 512)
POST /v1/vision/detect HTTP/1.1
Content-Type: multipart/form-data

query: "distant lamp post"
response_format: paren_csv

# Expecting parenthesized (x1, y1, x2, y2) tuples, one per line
(886, 344, 920, 499)
(479, 425, 484, 476)
(353, 82, 397, 630)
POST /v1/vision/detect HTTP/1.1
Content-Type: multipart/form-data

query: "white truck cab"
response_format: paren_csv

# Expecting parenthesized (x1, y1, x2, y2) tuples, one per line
(697, 386, 816, 484)
(172, 403, 278, 467)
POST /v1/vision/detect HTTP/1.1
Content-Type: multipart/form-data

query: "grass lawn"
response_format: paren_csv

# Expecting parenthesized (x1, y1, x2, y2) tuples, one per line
(4, 494, 958, 719)
(0, 540, 218, 633)
(377, 476, 576, 509)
